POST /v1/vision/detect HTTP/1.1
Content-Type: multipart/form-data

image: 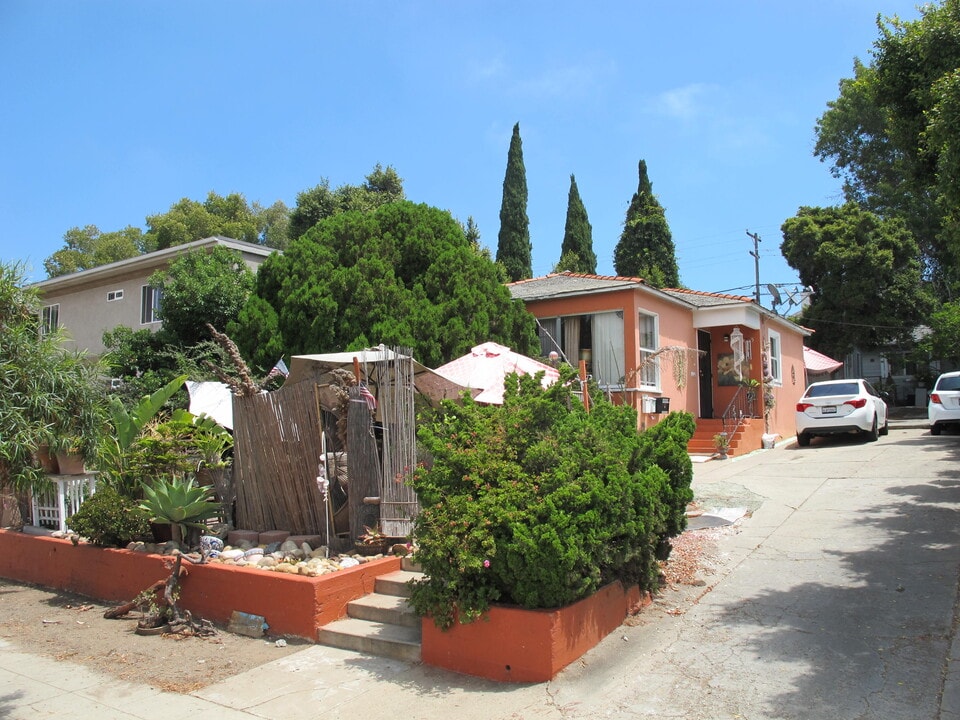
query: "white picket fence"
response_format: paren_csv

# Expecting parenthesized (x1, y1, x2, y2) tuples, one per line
(31, 474, 97, 532)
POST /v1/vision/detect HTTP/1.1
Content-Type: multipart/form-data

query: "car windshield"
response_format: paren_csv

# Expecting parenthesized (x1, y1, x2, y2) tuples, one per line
(805, 382, 859, 398)
(936, 375, 960, 392)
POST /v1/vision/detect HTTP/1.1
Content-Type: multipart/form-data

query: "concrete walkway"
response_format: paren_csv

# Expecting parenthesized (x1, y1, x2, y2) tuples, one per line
(3, 419, 960, 719)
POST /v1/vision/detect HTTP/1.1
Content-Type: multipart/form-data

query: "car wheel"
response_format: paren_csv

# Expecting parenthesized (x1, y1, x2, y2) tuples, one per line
(797, 432, 811, 447)
(932, 424, 942, 436)
(866, 416, 879, 442)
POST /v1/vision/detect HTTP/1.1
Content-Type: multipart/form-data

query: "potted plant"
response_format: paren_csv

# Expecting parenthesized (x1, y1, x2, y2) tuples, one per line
(356, 523, 390, 555)
(138, 476, 220, 546)
(713, 432, 730, 459)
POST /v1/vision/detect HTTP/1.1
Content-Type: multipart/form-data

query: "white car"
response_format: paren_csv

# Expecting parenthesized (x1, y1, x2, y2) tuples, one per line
(928, 371, 960, 435)
(795, 379, 889, 447)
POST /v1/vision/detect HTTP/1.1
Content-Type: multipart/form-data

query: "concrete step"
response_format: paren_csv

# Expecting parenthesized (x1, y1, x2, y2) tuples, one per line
(317, 617, 422, 663)
(375, 569, 424, 598)
(347, 592, 420, 628)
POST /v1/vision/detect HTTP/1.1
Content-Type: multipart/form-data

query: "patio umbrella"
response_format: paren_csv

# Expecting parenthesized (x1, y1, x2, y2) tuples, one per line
(434, 342, 560, 405)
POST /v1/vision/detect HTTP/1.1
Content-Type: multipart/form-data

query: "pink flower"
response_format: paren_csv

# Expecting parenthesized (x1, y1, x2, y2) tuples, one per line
(483, 559, 491, 568)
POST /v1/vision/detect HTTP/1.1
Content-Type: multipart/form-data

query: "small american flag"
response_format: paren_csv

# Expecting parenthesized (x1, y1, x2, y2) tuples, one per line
(358, 383, 377, 411)
(266, 358, 289, 381)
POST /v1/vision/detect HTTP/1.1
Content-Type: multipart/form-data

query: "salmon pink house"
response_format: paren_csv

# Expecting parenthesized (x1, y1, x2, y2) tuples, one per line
(508, 272, 810, 455)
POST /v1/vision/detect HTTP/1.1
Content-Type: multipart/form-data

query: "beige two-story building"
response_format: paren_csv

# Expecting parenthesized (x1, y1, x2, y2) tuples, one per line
(31, 236, 274, 356)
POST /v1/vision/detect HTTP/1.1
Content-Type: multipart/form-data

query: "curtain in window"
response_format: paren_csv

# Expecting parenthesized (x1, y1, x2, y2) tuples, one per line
(592, 311, 624, 388)
(538, 317, 561, 358)
(563, 316, 580, 368)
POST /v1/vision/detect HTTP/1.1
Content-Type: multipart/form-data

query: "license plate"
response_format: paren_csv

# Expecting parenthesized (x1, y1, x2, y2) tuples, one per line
(821, 406, 837, 414)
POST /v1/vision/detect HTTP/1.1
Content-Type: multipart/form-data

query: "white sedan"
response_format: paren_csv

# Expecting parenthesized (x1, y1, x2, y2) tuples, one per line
(795, 379, 889, 447)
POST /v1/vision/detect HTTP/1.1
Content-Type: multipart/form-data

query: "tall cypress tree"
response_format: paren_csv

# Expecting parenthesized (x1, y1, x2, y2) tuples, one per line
(496, 123, 532, 282)
(613, 160, 680, 287)
(558, 174, 596, 273)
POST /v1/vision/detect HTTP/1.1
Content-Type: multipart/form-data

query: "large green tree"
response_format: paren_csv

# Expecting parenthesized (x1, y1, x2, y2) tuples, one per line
(781, 204, 933, 359)
(613, 160, 680, 287)
(44, 225, 145, 277)
(232, 200, 538, 370)
(288, 164, 405, 242)
(815, 0, 960, 294)
(495, 123, 532, 282)
(556, 174, 596, 274)
(144, 192, 262, 250)
(149, 245, 256, 347)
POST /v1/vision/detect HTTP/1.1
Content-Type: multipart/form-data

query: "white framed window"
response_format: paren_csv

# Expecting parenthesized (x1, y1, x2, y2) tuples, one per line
(592, 311, 625, 389)
(767, 329, 782, 385)
(537, 312, 629, 389)
(107, 289, 124, 302)
(638, 312, 660, 389)
(41, 304, 59, 335)
(140, 285, 162, 324)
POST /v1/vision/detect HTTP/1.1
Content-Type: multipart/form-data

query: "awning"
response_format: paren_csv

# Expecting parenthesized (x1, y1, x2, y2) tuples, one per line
(286, 347, 470, 406)
(803, 346, 843, 374)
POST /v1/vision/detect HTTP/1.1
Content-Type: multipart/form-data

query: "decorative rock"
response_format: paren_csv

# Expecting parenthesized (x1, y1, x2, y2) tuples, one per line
(220, 548, 245, 560)
(258, 530, 290, 545)
(263, 542, 282, 554)
(227, 529, 259, 546)
(279, 540, 299, 553)
(339, 557, 360, 568)
(257, 556, 278, 568)
(309, 547, 328, 559)
(300, 542, 313, 555)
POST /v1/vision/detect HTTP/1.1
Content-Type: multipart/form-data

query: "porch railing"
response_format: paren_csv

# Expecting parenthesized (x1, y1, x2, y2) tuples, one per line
(721, 386, 761, 437)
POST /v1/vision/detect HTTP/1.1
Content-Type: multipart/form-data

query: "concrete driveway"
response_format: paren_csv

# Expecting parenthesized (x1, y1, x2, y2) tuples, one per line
(544, 420, 960, 719)
(4, 421, 960, 719)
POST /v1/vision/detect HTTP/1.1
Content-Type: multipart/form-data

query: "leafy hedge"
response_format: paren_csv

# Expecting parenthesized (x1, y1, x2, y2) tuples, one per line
(408, 366, 694, 629)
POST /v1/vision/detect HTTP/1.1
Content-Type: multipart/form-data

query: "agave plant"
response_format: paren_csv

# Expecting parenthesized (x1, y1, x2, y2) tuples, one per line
(139, 476, 220, 545)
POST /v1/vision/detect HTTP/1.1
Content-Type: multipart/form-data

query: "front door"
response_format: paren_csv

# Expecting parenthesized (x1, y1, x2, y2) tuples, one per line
(698, 330, 713, 419)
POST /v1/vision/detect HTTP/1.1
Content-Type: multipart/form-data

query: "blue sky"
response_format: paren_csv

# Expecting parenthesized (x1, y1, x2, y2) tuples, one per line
(0, 1, 923, 308)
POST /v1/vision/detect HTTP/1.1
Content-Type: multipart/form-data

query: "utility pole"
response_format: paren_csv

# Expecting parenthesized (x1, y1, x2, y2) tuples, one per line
(746, 230, 761, 304)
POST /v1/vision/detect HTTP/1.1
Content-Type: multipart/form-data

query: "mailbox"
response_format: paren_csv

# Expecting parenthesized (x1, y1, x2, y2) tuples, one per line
(655, 397, 671, 413)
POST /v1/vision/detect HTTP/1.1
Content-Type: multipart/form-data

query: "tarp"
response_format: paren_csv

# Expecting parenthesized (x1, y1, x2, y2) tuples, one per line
(286, 347, 470, 406)
(434, 341, 560, 405)
(803, 345, 843, 374)
(185, 380, 234, 430)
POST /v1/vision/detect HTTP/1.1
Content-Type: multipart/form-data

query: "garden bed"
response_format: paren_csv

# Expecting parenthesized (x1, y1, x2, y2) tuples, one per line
(421, 580, 648, 682)
(0, 529, 400, 640)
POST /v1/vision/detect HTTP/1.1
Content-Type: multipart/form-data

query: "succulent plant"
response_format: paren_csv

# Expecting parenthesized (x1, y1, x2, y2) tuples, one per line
(139, 476, 219, 545)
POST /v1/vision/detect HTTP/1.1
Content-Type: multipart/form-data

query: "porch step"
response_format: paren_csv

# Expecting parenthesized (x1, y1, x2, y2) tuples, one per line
(687, 420, 748, 458)
(317, 617, 422, 662)
(316, 567, 425, 662)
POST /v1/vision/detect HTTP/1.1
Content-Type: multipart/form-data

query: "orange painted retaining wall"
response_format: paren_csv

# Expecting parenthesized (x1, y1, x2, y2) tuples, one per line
(421, 581, 644, 683)
(0, 530, 400, 640)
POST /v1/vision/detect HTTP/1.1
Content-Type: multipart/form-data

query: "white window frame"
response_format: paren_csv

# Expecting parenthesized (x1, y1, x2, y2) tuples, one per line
(140, 285, 162, 324)
(767, 329, 782, 385)
(537, 313, 628, 390)
(107, 289, 124, 302)
(592, 311, 625, 390)
(41, 304, 59, 335)
(638, 312, 660, 390)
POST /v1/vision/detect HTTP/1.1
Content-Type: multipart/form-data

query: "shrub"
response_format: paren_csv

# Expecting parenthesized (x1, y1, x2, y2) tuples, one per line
(408, 366, 695, 630)
(68, 486, 150, 547)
